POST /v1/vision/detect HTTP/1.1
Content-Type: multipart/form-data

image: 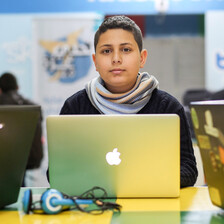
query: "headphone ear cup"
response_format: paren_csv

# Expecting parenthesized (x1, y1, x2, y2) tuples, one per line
(22, 189, 33, 214)
(41, 189, 64, 214)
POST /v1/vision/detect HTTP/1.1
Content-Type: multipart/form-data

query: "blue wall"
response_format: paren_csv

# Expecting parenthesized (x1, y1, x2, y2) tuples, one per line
(1, 0, 224, 15)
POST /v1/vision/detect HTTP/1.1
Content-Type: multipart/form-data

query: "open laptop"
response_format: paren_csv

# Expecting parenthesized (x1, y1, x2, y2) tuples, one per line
(190, 100, 224, 209)
(47, 114, 180, 198)
(0, 105, 41, 208)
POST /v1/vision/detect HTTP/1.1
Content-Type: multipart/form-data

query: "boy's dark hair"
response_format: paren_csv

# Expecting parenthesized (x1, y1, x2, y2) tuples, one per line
(94, 15, 143, 52)
(0, 72, 18, 93)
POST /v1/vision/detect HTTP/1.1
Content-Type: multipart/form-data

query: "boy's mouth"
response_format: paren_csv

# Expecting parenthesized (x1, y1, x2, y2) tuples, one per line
(110, 68, 125, 75)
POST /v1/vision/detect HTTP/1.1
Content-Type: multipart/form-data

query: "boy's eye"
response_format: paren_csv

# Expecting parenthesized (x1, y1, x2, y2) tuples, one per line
(102, 49, 112, 54)
(122, 48, 131, 52)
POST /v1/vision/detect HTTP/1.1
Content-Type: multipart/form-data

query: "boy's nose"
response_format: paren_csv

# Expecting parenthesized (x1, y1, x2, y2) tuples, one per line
(112, 51, 122, 64)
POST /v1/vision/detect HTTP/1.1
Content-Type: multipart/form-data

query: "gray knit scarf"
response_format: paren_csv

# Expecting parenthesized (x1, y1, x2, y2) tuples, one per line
(85, 72, 159, 114)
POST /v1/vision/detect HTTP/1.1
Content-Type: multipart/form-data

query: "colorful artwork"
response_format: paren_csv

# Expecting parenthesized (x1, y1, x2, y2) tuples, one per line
(39, 30, 92, 84)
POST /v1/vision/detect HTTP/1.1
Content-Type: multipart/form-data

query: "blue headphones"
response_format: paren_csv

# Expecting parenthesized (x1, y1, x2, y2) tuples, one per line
(22, 188, 93, 214)
(22, 187, 121, 214)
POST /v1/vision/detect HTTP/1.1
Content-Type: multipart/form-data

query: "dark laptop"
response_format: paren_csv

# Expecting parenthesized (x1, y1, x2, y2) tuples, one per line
(190, 100, 224, 209)
(0, 105, 40, 208)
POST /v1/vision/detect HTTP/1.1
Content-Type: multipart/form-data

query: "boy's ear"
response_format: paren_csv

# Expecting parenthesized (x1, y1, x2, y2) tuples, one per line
(92, 54, 98, 71)
(140, 49, 148, 68)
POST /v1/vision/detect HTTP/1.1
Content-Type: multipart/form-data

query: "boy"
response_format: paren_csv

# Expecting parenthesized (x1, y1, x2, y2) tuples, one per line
(59, 15, 198, 188)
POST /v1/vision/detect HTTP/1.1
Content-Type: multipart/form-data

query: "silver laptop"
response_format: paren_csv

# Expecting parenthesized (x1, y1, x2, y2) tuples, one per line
(0, 105, 41, 208)
(47, 114, 180, 198)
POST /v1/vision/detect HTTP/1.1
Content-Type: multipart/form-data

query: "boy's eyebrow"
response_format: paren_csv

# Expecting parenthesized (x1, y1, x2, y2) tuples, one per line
(99, 44, 112, 49)
(99, 42, 133, 49)
(120, 43, 132, 46)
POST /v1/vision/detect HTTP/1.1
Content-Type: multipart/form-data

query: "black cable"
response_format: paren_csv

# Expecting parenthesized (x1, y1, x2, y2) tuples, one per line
(62, 186, 122, 214)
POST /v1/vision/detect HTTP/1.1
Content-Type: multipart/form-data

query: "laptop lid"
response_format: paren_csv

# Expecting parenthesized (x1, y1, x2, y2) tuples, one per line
(0, 105, 41, 208)
(47, 114, 180, 198)
(190, 100, 224, 209)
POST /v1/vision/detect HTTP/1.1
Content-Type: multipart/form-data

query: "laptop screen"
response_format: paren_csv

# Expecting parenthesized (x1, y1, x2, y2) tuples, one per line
(0, 105, 40, 208)
(190, 100, 224, 209)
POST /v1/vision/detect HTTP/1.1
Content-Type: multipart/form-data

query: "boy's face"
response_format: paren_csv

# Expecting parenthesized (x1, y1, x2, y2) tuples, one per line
(92, 29, 147, 93)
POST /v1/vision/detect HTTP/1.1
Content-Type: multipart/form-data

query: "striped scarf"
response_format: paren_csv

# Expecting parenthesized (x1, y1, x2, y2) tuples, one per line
(85, 72, 159, 114)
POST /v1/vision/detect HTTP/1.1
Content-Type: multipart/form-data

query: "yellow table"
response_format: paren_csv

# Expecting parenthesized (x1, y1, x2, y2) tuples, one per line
(1, 187, 224, 223)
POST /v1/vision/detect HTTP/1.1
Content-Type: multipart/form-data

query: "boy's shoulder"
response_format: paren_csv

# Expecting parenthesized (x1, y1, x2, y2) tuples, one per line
(61, 88, 99, 114)
(144, 88, 183, 113)
(152, 88, 180, 103)
(66, 89, 88, 102)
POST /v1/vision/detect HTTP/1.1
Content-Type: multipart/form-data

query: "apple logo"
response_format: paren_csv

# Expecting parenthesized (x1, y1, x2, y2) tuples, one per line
(0, 123, 4, 129)
(106, 148, 121, 165)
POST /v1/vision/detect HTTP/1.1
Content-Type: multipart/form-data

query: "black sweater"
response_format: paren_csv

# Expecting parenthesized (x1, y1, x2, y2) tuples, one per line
(60, 88, 198, 188)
